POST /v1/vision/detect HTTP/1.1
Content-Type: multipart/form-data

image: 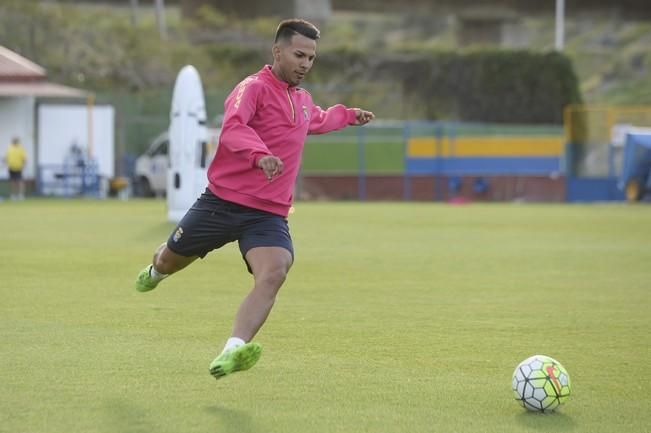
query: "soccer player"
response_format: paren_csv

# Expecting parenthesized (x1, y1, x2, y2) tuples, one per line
(134, 18, 374, 380)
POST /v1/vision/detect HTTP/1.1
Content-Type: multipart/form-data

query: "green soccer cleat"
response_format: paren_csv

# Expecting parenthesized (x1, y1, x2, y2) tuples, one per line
(135, 265, 159, 292)
(209, 342, 262, 380)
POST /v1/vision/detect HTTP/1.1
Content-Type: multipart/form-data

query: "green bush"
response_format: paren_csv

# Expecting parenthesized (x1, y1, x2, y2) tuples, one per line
(395, 50, 582, 124)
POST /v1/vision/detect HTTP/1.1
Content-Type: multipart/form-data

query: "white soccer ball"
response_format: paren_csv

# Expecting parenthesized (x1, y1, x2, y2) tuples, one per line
(512, 354, 571, 412)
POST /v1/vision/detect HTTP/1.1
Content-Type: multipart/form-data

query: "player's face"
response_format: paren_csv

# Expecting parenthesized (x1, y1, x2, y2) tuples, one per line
(273, 34, 317, 86)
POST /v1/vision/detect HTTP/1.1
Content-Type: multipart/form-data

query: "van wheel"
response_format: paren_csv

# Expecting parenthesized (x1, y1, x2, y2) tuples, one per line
(134, 177, 154, 197)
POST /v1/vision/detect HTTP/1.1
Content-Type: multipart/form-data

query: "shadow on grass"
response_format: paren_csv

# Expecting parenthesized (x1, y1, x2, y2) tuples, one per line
(102, 399, 154, 433)
(515, 410, 576, 431)
(204, 404, 260, 433)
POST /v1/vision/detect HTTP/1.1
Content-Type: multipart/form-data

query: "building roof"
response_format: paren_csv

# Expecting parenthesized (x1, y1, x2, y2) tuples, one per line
(0, 45, 47, 81)
(0, 45, 87, 97)
(0, 82, 88, 98)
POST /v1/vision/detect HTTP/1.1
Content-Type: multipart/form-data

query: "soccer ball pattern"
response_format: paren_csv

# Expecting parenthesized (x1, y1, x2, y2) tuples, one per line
(512, 355, 571, 412)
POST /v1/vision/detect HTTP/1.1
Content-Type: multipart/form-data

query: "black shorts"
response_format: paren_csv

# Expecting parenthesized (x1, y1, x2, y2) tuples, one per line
(166, 189, 294, 271)
(9, 170, 22, 180)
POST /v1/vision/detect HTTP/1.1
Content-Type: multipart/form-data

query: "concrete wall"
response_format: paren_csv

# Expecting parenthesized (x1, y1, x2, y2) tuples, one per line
(295, 0, 332, 21)
(299, 175, 566, 202)
(181, 0, 331, 20)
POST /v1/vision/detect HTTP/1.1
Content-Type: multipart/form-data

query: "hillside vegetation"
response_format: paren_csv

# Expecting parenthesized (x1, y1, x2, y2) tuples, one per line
(0, 2, 648, 145)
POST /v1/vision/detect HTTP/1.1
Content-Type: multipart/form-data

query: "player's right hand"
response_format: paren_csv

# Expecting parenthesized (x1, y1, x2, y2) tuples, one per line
(257, 155, 284, 181)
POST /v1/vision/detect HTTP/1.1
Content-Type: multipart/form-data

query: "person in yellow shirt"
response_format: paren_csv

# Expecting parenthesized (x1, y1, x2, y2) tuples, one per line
(4, 137, 27, 200)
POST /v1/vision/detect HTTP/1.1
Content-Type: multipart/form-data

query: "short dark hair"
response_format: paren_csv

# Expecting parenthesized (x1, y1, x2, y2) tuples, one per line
(274, 19, 320, 43)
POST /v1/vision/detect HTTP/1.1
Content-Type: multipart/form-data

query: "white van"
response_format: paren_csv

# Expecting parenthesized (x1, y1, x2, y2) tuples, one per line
(133, 127, 220, 197)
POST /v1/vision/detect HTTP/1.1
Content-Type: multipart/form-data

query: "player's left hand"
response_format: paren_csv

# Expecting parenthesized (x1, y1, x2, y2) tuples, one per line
(353, 109, 375, 125)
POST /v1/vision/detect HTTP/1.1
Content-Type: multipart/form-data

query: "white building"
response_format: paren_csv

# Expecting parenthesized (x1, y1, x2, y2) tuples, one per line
(0, 45, 88, 190)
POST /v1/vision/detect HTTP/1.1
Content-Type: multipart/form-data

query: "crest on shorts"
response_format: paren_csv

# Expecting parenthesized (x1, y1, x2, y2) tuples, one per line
(173, 227, 184, 242)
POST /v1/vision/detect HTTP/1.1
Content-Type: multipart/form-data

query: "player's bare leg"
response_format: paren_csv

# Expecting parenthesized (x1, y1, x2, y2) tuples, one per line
(135, 243, 197, 292)
(233, 246, 293, 341)
(10, 179, 19, 200)
(17, 179, 25, 200)
(209, 246, 292, 379)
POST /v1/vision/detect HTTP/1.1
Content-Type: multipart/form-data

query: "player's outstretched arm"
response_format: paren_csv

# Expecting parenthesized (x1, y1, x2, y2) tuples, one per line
(308, 105, 375, 135)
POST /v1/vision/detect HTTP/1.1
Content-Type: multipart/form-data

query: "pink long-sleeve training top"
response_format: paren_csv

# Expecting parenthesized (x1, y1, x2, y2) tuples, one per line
(207, 65, 358, 217)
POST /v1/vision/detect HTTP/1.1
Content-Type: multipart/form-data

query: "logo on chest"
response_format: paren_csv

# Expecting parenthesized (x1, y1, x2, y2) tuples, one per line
(302, 105, 309, 121)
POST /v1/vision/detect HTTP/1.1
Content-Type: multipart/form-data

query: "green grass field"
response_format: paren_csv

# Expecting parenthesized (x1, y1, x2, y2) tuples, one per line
(1, 199, 650, 433)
